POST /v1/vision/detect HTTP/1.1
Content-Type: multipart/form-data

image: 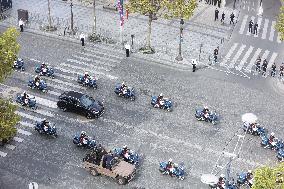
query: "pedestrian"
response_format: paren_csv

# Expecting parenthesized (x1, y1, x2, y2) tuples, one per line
(215, 8, 219, 21)
(209, 0, 213, 5)
(262, 59, 268, 76)
(221, 12, 225, 24)
(253, 23, 258, 35)
(218, 0, 221, 8)
(191, 59, 197, 72)
(80, 33, 85, 46)
(125, 43, 130, 57)
(248, 20, 253, 33)
(214, 47, 219, 56)
(19, 18, 24, 32)
(214, 0, 217, 6)
(230, 13, 235, 24)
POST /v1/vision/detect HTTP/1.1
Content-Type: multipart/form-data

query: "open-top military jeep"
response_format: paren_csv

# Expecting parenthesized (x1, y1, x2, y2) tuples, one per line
(83, 153, 136, 185)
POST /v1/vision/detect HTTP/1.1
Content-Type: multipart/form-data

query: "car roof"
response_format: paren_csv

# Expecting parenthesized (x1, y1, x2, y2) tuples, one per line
(64, 91, 84, 99)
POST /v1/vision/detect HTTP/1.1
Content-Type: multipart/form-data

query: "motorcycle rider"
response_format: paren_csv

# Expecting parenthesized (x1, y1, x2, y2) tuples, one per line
(280, 63, 284, 78)
(269, 132, 275, 146)
(79, 131, 88, 145)
(271, 62, 277, 77)
(262, 59, 268, 76)
(21, 91, 29, 105)
(217, 174, 226, 189)
(40, 62, 47, 74)
(202, 106, 210, 121)
(41, 119, 50, 132)
(122, 145, 130, 160)
(119, 82, 128, 95)
(246, 170, 254, 187)
(166, 158, 175, 176)
(34, 75, 41, 87)
(83, 72, 90, 84)
(156, 93, 164, 108)
(255, 56, 261, 72)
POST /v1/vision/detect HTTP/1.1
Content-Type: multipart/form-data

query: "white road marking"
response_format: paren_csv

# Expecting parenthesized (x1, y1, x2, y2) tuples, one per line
(261, 19, 269, 39)
(239, 15, 248, 35)
(48, 77, 82, 89)
(48, 90, 61, 97)
(19, 121, 34, 128)
(229, 44, 246, 68)
(220, 43, 238, 66)
(74, 53, 118, 67)
(13, 137, 24, 143)
(269, 21, 276, 41)
(261, 50, 270, 61)
(267, 52, 278, 68)
(65, 59, 111, 72)
(34, 96, 57, 109)
(236, 46, 254, 71)
(246, 16, 255, 35)
(244, 48, 262, 72)
(15, 111, 42, 122)
(29, 58, 41, 63)
(5, 144, 16, 150)
(0, 151, 7, 157)
(17, 129, 32, 136)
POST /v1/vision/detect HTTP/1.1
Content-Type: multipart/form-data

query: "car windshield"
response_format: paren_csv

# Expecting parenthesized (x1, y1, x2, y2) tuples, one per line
(80, 95, 94, 107)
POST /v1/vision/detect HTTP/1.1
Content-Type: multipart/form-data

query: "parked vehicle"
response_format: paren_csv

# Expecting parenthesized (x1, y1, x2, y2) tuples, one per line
(57, 91, 104, 118)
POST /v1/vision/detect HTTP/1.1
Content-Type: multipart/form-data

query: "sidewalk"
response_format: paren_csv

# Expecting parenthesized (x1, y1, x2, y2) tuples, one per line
(1, 0, 238, 68)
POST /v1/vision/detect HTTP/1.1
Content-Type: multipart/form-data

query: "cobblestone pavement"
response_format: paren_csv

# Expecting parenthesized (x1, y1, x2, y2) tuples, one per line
(0, 26, 284, 189)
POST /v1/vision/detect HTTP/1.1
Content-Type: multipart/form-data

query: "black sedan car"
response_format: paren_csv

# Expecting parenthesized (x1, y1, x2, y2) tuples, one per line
(57, 91, 104, 118)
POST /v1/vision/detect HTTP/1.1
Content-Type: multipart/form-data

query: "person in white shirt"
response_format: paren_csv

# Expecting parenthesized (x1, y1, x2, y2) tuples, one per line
(19, 18, 24, 32)
(80, 33, 85, 46)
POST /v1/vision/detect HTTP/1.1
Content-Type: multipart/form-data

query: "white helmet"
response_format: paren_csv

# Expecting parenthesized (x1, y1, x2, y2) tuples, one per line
(160, 93, 163, 97)
(204, 106, 208, 109)
(123, 145, 127, 149)
(35, 75, 38, 78)
(168, 158, 172, 162)
(122, 81, 125, 85)
(248, 170, 252, 173)
(220, 174, 225, 178)
(81, 131, 86, 135)
(271, 132, 275, 136)
(85, 72, 88, 75)
(42, 62, 45, 65)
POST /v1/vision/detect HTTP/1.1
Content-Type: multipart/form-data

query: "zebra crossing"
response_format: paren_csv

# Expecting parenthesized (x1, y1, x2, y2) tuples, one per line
(239, 14, 282, 43)
(240, 0, 257, 12)
(220, 42, 279, 73)
(0, 43, 125, 157)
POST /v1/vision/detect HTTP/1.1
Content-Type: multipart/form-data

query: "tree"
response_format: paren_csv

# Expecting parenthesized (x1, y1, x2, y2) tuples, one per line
(0, 98, 20, 143)
(276, 3, 284, 41)
(162, 0, 197, 61)
(252, 163, 284, 189)
(0, 27, 20, 82)
(126, 0, 165, 53)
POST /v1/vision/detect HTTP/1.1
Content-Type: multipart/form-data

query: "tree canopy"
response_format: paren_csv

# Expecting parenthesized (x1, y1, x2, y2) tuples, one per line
(162, 0, 197, 20)
(0, 27, 20, 82)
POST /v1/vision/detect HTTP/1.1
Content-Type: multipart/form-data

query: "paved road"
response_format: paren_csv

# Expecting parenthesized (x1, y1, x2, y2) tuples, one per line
(0, 26, 284, 189)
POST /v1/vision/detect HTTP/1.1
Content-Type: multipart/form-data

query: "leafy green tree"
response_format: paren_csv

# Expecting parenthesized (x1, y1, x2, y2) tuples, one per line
(0, 27, 20, 82)
(162, 0, 197, 61)
(252, 163, 284, 189)
(126, 0, 165, 53)
(276, 4, 284, 41)
(0, 98, 20, 143)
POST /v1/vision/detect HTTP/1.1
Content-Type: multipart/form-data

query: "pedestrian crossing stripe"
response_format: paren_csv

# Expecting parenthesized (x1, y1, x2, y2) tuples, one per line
(13, 137, 24, 143)
(221, 43, 238, 66)
(269, 21, 276, 41)
(17, 128, 32, 136)
(239, 15, 248, 35)
(261, 19, 269, 40)
(244, 48, 261, 72)
(236, 46, 253, 71)
(230, 44, 246, 68)
(5, 144, 16, 150)
(267, 52, 278, 69)
(0, 151, 7, 157)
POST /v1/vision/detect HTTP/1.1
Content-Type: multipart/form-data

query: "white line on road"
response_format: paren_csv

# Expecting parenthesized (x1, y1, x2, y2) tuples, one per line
(19, 121, 34, 128)
(261, 19, 269, 39)
(48, 90, 61, 97)
(73, 53, 118, 67)
(269, 21, 276, 41)
(220, 43, 238, 66)
(0, 151, 7, 157)
(15, 111, 42, 122)
(13, 137, 24, 143)
(29, 58, 41, 63)
(17, 129, 32, 136)
(267, 52, 278, 68)
(65, 59, 111, 72)
(261, 50, 270, 61)
(34, 96, 57, 109)
(236, 46, 254, 71)
(5, 144, 16, 150)
(244, 48, 262, 72)
(229, 44, 246, 68)
(239, 15, 248, 35)
(246, 16, 255, 35)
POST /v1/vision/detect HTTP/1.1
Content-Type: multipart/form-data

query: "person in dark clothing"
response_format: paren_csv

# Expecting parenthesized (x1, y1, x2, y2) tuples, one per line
(21, 91, 29, 105)
(280, 63, 284, 78)
(230, 13, 235, 24)
(271, 62, 277, 77)
(218, 0, 221, 8)
(215, 8, 219, 21)
(253, 23, 258, 35)
(262, 59, 268, 76)
(221, 12, 225, 24)
(249, 20, 253, 33)
(255, 56, 261, 72)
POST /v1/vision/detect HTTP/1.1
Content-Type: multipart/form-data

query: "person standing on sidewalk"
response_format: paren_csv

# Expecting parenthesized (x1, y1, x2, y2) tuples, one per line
(191, 59, 197, 72)
(80, 33, 85, 46)
(125, 43, 130, 57)
(248, 20, 253, 33)
(230, 13, 235, 24)
(215, 8, 219, 21)
(253, 23, 258, 35)
(19, 18, 24, 32)
(221, 12, 225, 24)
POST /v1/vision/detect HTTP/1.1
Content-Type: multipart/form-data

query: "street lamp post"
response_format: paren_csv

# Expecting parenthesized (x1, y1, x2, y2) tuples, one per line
(131, 34, 135, 51)
(70, 1, 74, 35)
(199, 43, 203, 61)
(176, 19, 184, 61)
(93, 0, 96, 34)
(233, 0, 236, 9)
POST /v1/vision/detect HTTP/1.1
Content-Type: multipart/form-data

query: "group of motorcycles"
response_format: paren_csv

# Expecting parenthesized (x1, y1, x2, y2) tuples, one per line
(243, 122, 284, 162)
